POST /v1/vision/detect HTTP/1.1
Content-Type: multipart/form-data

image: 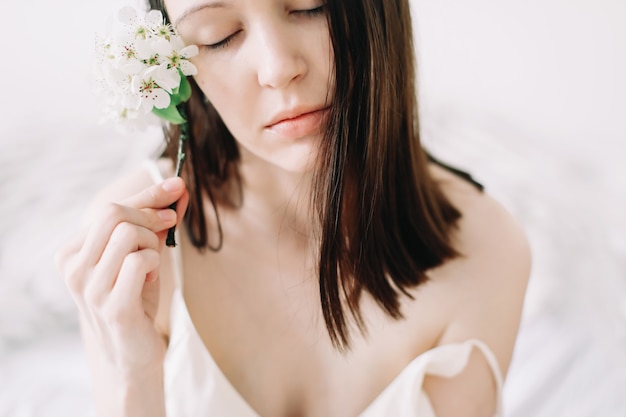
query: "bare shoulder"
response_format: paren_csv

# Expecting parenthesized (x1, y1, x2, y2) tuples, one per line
(437, 163, 530, 282)
(419, 163, 531, 416)
(430, 162, 531, 369)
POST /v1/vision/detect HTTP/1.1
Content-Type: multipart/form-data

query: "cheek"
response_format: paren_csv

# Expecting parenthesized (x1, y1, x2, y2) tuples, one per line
(193, 62, 230, 104)
(194, 59, 233, 99)
(192, 65, 257, 138)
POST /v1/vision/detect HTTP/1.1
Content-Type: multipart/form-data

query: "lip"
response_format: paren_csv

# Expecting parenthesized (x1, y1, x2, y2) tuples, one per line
(265, 106, 330, 139)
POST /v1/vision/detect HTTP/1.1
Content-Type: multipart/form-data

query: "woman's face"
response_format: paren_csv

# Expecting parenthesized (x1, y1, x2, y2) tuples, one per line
(165, 0, 334, 173)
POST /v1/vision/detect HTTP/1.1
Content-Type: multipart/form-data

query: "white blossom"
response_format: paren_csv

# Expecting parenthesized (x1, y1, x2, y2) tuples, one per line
(93, 6, 199, 131)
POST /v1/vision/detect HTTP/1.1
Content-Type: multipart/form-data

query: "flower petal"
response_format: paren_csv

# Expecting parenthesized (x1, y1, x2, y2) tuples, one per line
(118, 7, 138, 25)
(134, 38, 154, 60)
(180, 45, 199, 59)
(146, 10, 164, 27)
(151, 38, 173, 56)
(122, 93, 142, 111)
(179, 60, 198, 76)
(151, 65, 180, 92)
(118, 59, 146, 75)
(170, 36, 185, 50)
(151, 89, 171, 109)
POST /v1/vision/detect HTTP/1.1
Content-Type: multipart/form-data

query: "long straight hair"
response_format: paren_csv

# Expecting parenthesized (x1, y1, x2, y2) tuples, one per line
(150, 0, 461, 350)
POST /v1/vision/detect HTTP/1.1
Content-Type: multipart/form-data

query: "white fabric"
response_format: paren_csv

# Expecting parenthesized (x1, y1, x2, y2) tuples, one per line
(163, 286, 504, 417)
(361, 339, 503, 416)
(163, 289, 260, 417)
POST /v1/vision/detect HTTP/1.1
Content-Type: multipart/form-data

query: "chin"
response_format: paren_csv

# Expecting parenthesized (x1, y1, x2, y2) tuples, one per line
(273, 144, 318, 174)
(259, 132, 321, 174)
(238, 137, 319, 175)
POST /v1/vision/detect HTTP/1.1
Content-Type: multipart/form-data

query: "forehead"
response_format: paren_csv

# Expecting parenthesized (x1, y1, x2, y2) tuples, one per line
(165, 0, 315, 26)
(164, 0, 230, 26)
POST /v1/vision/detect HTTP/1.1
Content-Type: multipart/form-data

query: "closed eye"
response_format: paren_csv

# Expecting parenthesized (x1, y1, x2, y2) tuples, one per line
(294, 5, 326, 18)
(202, 5, 325, 52)
(204, 30, 242, 51)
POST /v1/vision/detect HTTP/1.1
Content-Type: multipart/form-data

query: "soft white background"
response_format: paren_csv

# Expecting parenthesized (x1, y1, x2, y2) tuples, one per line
(1, 0, 625, 416)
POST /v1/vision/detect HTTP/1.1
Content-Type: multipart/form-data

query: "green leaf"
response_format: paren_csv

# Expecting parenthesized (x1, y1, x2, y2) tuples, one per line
(152, 104, 185, 124)
(169, 75, 192, 106)
(177, 76, 192, 102)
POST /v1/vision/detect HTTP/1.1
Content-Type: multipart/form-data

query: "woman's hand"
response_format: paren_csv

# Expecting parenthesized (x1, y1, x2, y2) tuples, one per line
(56, 177, 188, 379)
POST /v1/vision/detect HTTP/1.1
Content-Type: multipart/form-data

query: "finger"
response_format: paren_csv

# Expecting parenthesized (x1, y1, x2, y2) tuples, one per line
(174, 185, 190, 224)
(122, 177, 186, 210)
(80, 204, 176, 267)
(55, 234, 84, 278)
(81, 175, 184, 264)
(88, 222, 160, 297)
(157, 182, 190, 250)
(56, 231, 99, 298)
(163, 183, 190, 244)
(111, 248, 161, 306)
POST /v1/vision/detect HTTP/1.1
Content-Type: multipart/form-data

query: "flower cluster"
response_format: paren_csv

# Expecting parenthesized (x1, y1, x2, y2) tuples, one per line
(95, 6, 199, 130)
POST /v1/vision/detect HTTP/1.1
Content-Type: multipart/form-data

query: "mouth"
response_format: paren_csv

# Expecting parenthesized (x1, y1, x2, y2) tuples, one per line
(265, 107, 330, 139)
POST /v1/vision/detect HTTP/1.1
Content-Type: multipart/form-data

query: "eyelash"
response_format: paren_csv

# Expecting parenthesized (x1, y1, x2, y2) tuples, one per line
(203, 5, 326, 51)
(205, 31, 240, 51)
(296, 5, 325, 18)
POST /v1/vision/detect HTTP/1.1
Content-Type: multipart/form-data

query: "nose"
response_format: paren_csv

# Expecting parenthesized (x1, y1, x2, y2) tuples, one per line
(254, 24, 307, 88)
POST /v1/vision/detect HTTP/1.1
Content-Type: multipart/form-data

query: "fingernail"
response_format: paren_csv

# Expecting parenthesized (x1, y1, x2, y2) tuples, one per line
(157, 209, 176, 222)
(162, 177, 182, 192)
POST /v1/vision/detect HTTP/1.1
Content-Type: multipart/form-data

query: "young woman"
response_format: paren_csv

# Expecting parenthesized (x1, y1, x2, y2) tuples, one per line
(57, 0, 531, 416)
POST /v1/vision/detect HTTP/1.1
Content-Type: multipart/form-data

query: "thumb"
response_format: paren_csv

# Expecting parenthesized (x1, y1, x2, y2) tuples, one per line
(122, 177, 186, 210)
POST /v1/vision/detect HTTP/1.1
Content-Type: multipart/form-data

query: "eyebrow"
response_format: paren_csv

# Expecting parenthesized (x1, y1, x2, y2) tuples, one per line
(173, 1, 228, 27)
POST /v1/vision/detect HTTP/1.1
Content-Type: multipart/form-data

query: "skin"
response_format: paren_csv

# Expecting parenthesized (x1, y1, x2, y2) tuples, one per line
(56, 1, 531, 416)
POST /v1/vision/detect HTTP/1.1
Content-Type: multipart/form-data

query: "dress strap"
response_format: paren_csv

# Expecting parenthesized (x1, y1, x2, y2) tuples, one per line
(359, 338, 505, 417)
(467, 339, 504, 416)
(419, 339, 504, 415)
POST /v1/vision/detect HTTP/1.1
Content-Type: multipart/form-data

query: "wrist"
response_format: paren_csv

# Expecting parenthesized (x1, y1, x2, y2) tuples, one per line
(119, 368, 166, 417)
(95, 366, 166, 417)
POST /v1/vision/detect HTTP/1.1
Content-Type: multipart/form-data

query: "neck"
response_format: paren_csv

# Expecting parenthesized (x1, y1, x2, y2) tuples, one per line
(237, 149, 317, 241)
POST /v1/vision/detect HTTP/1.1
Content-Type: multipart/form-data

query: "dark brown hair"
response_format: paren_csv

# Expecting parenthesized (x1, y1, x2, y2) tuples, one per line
(150, 0, 461, 350)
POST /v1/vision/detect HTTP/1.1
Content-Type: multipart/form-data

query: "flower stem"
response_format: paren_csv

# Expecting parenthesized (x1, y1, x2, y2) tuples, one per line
(165, 105, 188, 247)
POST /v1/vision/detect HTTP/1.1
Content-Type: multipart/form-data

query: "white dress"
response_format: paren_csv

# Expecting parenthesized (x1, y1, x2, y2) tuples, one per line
(163, 287, 503, 417)
(144, 162, 504, 417)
